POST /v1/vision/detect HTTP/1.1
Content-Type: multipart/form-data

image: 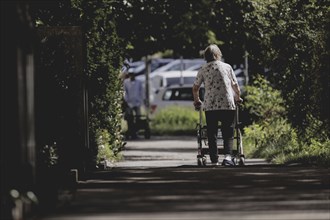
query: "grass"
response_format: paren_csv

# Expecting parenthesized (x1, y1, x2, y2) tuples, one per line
(150, 106, 202, 135)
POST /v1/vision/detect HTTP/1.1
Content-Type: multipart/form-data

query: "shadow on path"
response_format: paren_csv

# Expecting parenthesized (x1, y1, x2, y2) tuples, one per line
(40, 136, 330, 220)
(42, 164, 329, 220)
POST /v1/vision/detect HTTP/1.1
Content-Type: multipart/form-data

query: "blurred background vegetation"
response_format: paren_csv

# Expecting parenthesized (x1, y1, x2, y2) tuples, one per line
(29, 0, 329, 166)
(150, 106, 202, 135)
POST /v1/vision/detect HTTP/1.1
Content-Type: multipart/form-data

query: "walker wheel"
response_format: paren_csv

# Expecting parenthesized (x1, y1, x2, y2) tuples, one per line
(239, 156, 245, 166)
(144, 126, 151, 139)
(197, 158, 203, 166)
(202, 157, 207, 166)
(197, 157, 207, 166)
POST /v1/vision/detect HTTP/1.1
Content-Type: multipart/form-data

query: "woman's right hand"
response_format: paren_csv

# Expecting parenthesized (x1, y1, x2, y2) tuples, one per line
(235, 97, 243, 104)
(194, 99, 202, 110)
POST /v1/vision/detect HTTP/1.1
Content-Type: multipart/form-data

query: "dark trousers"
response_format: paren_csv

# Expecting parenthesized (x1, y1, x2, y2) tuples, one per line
(205, 110, 235, 163)
(125, 106, 141, 138)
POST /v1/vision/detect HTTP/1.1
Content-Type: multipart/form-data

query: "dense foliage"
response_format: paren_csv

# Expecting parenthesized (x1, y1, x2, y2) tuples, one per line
(113, 0, 329, 139)
(72, 0, 125, 165)
(30, 0, 329, 167)
(112, 0, 250, 64)
(31, 0, 125, 167)
(243, 76, 330, 166)
(245, 0, 330, 136)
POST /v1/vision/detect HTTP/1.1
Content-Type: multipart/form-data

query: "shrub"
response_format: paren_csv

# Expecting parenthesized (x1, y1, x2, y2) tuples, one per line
(283, 116, 330, 167)
(286, 138, 330, 167)
(95, 129, 122, 165)
(244, 118, 299, 164)
(242, 75, 329, 167)
(244, 74, 286, 122)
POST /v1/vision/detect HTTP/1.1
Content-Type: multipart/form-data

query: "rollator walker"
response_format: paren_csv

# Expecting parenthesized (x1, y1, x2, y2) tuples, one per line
(195, 102, 245, 166)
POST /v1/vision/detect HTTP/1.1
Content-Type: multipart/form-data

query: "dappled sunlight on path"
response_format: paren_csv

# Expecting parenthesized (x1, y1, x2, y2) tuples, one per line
(40, 136, 330, 220)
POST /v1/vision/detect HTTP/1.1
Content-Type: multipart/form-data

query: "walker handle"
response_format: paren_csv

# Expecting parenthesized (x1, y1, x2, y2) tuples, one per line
(236, 97, 243, 104)
(194, 101, 202, 111)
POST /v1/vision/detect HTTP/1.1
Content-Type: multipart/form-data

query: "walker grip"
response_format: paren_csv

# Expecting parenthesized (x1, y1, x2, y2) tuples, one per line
(194, 101, 202, 111)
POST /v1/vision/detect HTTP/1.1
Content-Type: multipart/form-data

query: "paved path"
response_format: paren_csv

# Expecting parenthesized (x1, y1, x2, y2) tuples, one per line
(115, 136, 267, 167)
(40, 136, 330, 220)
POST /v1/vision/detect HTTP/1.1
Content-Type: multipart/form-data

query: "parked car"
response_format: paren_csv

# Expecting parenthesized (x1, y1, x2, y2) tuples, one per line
(186, 63, 203, 71)
(150, 84, 204, 116)
(136, 58, 205, 81)
(150, 70, 198, 94)
(152, 58, 205, 73)
(128, 58, 174, 76)
(187, 63, 246, 89)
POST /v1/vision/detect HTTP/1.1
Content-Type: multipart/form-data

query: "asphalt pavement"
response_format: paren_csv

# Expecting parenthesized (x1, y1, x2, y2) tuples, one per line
(39, 135, 330, 220)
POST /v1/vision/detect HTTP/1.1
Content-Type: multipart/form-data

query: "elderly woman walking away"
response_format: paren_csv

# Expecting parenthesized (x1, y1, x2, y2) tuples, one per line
(192, 44, 242, 166)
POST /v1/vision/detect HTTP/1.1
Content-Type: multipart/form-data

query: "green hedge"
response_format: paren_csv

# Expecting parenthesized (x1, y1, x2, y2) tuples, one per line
(72, 0, 125, 166)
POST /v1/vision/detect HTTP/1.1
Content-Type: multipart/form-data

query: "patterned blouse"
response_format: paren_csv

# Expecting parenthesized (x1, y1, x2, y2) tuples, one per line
(194, 60, 239, 111)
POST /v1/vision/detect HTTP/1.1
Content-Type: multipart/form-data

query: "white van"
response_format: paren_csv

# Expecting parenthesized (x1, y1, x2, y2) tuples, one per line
(135, 59, 205, 81)
(150, 70, 198, 94)
(152, 59, 205, 73)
